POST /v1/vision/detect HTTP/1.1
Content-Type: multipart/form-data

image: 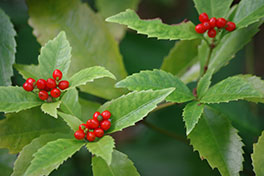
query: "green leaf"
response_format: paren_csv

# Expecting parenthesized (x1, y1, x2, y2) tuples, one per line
(233, 0, 264, 28)
(198, 40, 210, 75)
(27, 0, 127, 99)
(252, 131, 264, 176)
(183, 101, 204, 135)
(161, 39, 200, 76)
(15, 31, 71, 80)
(41, 101, 61, 118)
(193, 0, 233, 18)
(86, 135, 115, 165)
(188, 106, 244, 176)
(0, 107, 70, 153)
(0, 87, 42, 113)
(69, 66, 116, 89)
(60, 88, 81, 118)
(0, 149, 16, 176)
(106, 9, 200, 40)
(92, 150, 140, 176)
(208, 22, 261, 73)
(12, 133, 68, 176)
(24, 138, 85, 176)
(98, 88, 174, 133)
(79, 98, 101, 122)
(0, 8, 16, 86)
(201, 75, 264, 104)
(197, 69, 214, 99)
(58, 111, 83, 132)
(116, 70, 194, 103)
(180, 63, 200, 84)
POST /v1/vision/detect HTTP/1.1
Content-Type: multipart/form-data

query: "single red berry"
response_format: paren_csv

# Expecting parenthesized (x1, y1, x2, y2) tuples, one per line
(74, 130, 85, 140)
(23, 82, 34, 91)
(50, 88, 61, 98)
(202, 21, 211, 30)
(199, 13, 209, 23)
(87, 119, 99, 129)
(79, 123, 88, 131)
(209, 17, 217, 28)
(44, 85, 51, 92)
(46, 78, 57, 89)
(100, 120, 111, 131)
(94, 128, 104, 138)
(38, 90, 49, 100)
(58, 80, 69, 90)
(86, 131, 96, 142)
(53, 69, 63, 81)
(195, 24, 206, 34)
(101, 110, 111, 120)
(93, 111, 103, 121)
(216, 18, 227, 28)
(207, 28, 217, 38)
(36, 79, 46, 90)
(26, 78, 35, 85)
(225, 21, 236, 32)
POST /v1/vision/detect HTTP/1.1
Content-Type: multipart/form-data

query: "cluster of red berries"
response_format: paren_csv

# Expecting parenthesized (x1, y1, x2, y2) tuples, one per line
(23, 69, 70, 101)
(195, 13, 236, 38)
(74, 110, 112, 142)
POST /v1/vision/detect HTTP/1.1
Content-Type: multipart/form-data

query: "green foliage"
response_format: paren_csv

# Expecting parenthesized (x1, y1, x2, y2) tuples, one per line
(201, 75, 264, 103)
(233, 0, 264, 28)
(252, 131, 264, 176)
(0, 8, 16, 86)
(24, 138, 85, 176)
(0, 149, 16, 176)
(106, 9, 201, 40)
(92, 150, 140, 176)
(15, 31, 71, 80)
(98, 88, 174, 133)
(69, 66, 116, 89)
(193, 0, 233, 18)
(0, 107, 70, 153)
(27, 0, 127, 99)
(79, 98, 101, 122)
(197, 69, 213, 99)
(12, 133, 68, 176)
(116, 70, 194, 103)
(188, 106, 244, 176)
(183, 101, 204, 135)
(0, 87, 42, 113)
(198, 40, 209, 75)
(41, 101, 61, 118)
(58, 112, 83, 132)
(60, 89, 82, 118)
(86, 135, 115, 165)
(161, 39, 200, 76)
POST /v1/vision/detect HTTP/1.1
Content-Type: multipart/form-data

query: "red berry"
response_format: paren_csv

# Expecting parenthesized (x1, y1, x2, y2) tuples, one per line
(58, 80, 69, 90)
(202, 21, 211, 30)
(199, 13, 209, 23)
(79, 123, 88, 131)
(93, 111, 103, 121)
(207, 28, 217, 38)
(195, 24, 206, 34)
(23, 82, 34, 91)
(225, 21, 236, 32)
(216, 18, 227, 28)
(94, 128, 104, 138)
(100, 120, 111, 131)
(101, 110, 111, 120)
(87, 119, 99, 129)
(50, 88, 61, 98)
(53, 69, 63, 81)
(38, 90, 49, 100)
(36, 79, 46, 90)
(74, 130, 85, 140)
(86, 131, 96, 142)
(44, 85, 51, 92)
(46, 78, 57, 89)
(26, 78, 35, 85)
(209, 17, 217, 28)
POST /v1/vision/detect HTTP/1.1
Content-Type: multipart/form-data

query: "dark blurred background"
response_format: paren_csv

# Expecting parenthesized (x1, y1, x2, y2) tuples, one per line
(0, 0, 263, 175)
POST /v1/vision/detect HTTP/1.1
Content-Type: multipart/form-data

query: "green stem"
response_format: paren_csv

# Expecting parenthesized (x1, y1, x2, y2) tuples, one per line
(202, 38, 215, 75)
(152, 101, 176, 112)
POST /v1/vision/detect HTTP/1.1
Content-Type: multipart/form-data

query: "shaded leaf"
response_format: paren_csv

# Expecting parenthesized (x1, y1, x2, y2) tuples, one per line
(24, 139, 85, 176)
(58, 111, 83, 132)
(86, 135, 115, 165)
(188, 106, 244, 176)
(198, 40, 210, 75)
(252, 131, 264, 176)
(0, 149, 16, 176)
(106, 9, 200, 40)
(98, 88, 174, 133)
(197, 69, 214, 99)
(92, 150, 140, 176)
(41, 101, 61, 118)
(79, 98, 101, 122)
(60, 88, 81, 118)
(116, 70, 194, 103)
(180, 63, 200, 84)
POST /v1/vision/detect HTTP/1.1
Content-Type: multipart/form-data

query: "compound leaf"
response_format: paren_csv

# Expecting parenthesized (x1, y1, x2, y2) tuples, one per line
(252, 131, 264, 176)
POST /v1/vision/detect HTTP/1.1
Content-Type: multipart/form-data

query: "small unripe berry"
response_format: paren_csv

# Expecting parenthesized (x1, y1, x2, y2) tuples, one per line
(36, 79, 46, 90)
(87, 119, 99, 129)
(23, 82, 34, 91)
(74, 130, 85, 140)
(46, 78, 57, 89)
(195, 24, 206, 34)
(199, 13, 209, 23)
(207, 28, 217, 38)
(50, 88, 61, 98)
(100, 120, 111, 131)
(225, 21, 236, 31)
(101, 110, 111, 120)
(39, 90, 49, 100)
(86, 131, 96, 142)
(58, 80, 69, 90)
(94, 128, 104, 138)
(216, 18, 227, 28)
(53, 69, 63, 81)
